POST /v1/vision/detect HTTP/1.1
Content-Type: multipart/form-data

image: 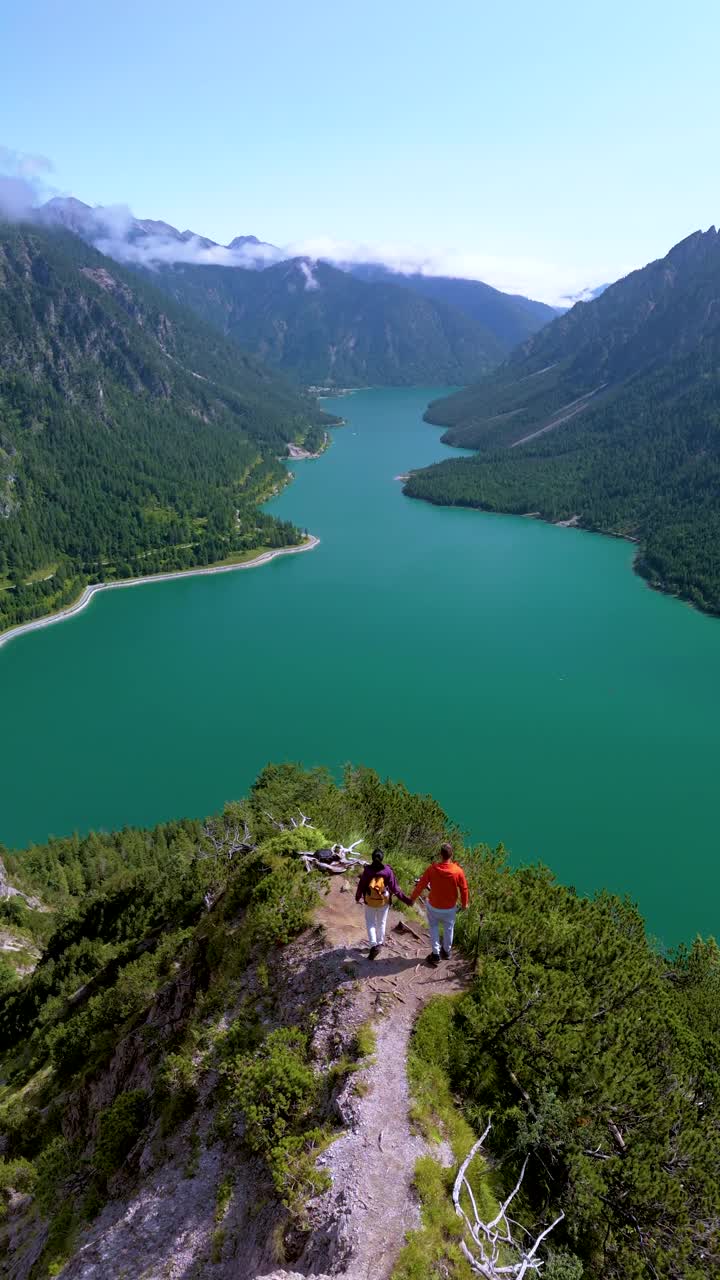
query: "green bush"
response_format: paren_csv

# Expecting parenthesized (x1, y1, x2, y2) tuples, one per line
(46, 1008, 94, 1075)
(222, 1025, 332, 1220)
(42, 1200, 79, 1277)
(94, 1090, 148, 1178)
(267, 1128, 331, 1220)
(0, 1099, 44, 1159)
(221, 850, 275, 916)
(224, 1027, 318, 1153)
(219, 1002, 265, 1059)
(0, 897, 29, 927)
(247, 862, 318, 948)
(0, 955, 18, 994)
(0, 1156, 36, 1219)
(35, 1136, 73, 1214)
(0, 1155, 36, 1194)
(545, 1250, 585, 1280)
(256, 828, 330, 859)
(157, 1052, 198, 1134)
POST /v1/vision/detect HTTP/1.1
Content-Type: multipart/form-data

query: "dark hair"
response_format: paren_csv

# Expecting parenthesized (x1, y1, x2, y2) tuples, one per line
(439, 842, 453, 860)
(371, 848, 385, 864)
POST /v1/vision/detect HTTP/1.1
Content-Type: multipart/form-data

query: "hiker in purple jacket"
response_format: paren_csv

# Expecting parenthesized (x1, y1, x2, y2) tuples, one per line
(355, 848, 411, 960)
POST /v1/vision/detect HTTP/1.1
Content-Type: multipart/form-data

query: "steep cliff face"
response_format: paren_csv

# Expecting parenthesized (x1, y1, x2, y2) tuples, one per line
(0, 858, 45, 986)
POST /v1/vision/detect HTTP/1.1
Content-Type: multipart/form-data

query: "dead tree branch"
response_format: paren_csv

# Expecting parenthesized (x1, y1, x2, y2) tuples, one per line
(201, 818, 255, 863)
(452, 1122, 564, 1278)
(264, 809, 314, 830)
(298, 839, 365, 874)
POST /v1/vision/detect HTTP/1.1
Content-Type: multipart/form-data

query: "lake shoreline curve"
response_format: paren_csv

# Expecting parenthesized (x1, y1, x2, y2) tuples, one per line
(0, 536, 320, 651)
(403, 484, 720, 618)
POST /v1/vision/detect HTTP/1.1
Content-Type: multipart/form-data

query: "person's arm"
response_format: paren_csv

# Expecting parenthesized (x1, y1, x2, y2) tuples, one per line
(457, 867, 469, 909)
(410, 866, 432, 903)
(355, 868, 369, 903)
(386, 867, 412, 906)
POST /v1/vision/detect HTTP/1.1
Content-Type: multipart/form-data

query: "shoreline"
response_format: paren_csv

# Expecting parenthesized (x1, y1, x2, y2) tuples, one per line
(0, 536, 320, 651)
(286, 433, 330, 460)
(404, 486, 718, 618)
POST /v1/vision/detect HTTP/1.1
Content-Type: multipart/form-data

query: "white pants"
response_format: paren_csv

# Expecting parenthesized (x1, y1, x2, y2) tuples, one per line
(426, 904, 457, 955)
(365, 904, 390, 946)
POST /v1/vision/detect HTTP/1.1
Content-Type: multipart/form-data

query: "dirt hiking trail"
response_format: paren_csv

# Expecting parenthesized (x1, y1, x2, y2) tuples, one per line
(281, 876, 472, 1280)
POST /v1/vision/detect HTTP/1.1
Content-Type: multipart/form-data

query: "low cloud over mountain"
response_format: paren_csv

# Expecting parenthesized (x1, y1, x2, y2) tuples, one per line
(0, 147, 609, 303)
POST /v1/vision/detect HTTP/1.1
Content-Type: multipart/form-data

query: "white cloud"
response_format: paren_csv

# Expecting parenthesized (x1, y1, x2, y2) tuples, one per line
(95, 228, 283, 271)
(0, 144, 53, 178)
(298, 260, 319, 290)
(0, 146, 615, 303)
(283, 236, 618, 307)
(0, 175, 36, 220)
(0, 144, 54, 220)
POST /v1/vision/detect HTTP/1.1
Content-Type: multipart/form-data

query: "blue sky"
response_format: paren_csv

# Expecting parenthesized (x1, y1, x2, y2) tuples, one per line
(3, 0, 720, 303)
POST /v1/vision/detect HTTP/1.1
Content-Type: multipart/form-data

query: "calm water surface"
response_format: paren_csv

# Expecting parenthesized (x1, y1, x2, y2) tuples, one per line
(2, 388, 719, 946)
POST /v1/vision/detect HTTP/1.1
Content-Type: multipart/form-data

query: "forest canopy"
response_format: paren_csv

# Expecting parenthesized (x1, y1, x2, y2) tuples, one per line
(0, 225, 331, 632)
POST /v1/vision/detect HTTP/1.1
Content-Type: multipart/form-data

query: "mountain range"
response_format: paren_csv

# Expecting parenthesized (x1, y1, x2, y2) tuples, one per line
(145, 256, 508, 386)
(36, 197, 558, 385)
(406, 226, 720, 613)
(37, 196, 279, 264)
(0, 222, 330, 633)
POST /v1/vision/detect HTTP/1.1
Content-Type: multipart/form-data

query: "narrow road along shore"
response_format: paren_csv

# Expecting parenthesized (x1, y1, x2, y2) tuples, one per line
(0, 535, 320, 651)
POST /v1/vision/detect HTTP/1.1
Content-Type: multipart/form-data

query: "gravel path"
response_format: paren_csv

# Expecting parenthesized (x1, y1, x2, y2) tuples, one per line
(297, 880, 470, 1279)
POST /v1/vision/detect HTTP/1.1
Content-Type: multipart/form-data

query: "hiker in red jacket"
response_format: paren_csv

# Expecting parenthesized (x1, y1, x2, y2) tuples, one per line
(410, 842, 469, 966)
(355, 848, 411, 960)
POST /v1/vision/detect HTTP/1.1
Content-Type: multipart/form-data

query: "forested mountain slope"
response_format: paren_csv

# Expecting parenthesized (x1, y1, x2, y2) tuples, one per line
(408, 228, 720, 613)
(1, 763, 719, 1280)
(37, 197, 557, 382)
(146, 257, 505, 386)
(348, 263, 557, 352)
(0, 224, 330, 633)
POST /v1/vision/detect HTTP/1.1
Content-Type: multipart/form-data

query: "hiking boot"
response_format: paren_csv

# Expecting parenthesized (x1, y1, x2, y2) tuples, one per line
(440, 947, 450, 960)
(368, 945, 380, 960)
(426, 952, 440, 967)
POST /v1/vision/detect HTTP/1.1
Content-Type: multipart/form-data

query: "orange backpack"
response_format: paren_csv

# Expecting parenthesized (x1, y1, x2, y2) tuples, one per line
(365, 874, 388, 907)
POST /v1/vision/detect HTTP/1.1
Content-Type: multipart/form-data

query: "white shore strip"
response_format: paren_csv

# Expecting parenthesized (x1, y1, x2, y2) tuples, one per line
(0, 535, 320, 651)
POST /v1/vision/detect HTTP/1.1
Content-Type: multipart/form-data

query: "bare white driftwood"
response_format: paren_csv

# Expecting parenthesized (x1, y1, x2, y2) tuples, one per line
(264, 810, 314, 830)
(204, 808, 368, 887)
(201, 819, 255, 862)
(199, 818, 258, 907)
(298, 838, 365, 874)
(452, 1123, 564, 1278)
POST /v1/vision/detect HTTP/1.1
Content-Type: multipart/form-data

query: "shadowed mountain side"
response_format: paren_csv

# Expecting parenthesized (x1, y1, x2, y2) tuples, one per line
(408, 227, 720, 614)
(143, 257, 505, 386)
(348, 262, 557, 351)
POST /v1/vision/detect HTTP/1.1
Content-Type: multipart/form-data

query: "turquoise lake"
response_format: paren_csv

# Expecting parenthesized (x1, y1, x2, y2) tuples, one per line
(2, 387, 719, 947)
